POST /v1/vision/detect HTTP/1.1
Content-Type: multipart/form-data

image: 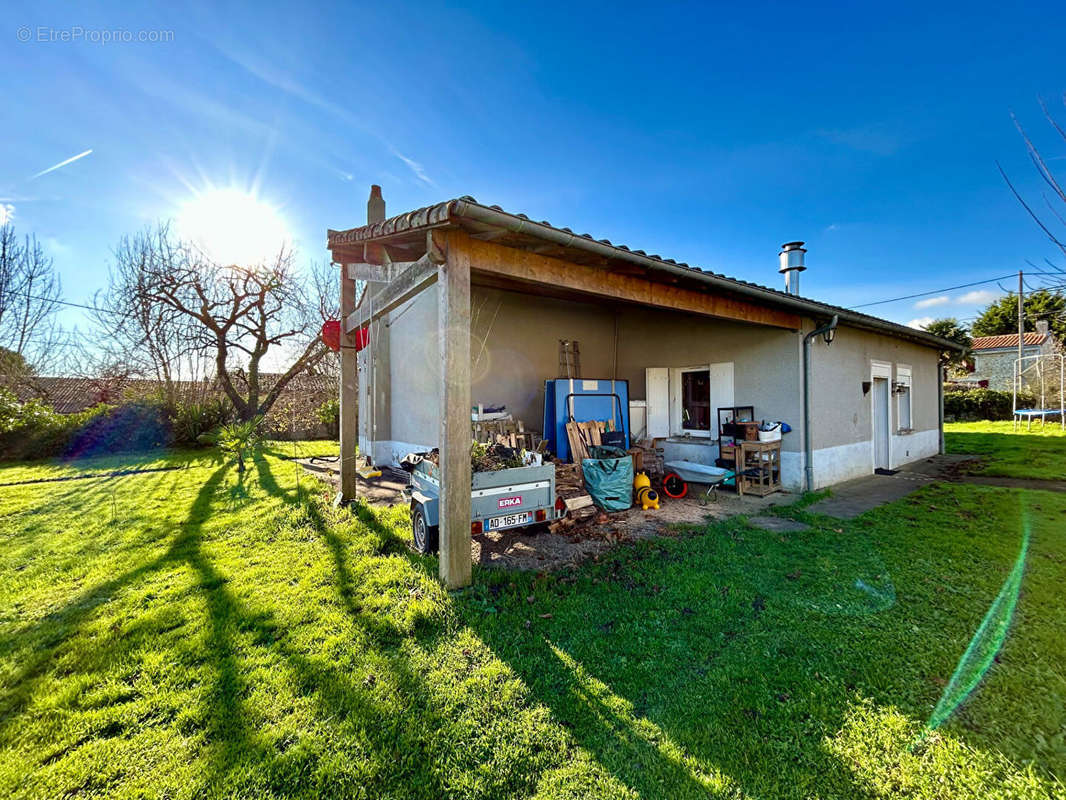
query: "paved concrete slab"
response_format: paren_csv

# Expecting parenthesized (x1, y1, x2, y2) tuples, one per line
(747, 515, 810, 532)
(804, 452, 1066, 519)
(807, 472, 936, 519)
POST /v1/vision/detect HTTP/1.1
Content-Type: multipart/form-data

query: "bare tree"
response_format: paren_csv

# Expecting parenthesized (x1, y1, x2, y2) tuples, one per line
(0, 224, 63, 380)
(92, 225, 203, 405)
(1000, 96, 1066, 268)
(106, 225, 330, 420)
(308, 258, 340, 381)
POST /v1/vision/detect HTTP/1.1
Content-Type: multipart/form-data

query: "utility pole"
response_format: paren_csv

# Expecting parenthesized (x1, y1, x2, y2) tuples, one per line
(1018, 270, 1024, 368)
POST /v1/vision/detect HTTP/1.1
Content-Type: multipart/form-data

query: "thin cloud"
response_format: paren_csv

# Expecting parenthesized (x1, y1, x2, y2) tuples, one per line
(0, 203, 13, 226)
(957, 289, 1001, 305)
(30, 149, 93, 180)
(216, 44, 437, 190)
(914, 295, 950, 309)
(907, 316, 935, 329)
(42, 236, 70, 256)
(817, 124, 910, 156)
(390, 148, 435, 187)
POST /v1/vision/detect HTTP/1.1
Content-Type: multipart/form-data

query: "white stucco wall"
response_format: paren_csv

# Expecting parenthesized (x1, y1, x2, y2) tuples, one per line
(361, 284, 943, 491)
(806, 324, 941, 487)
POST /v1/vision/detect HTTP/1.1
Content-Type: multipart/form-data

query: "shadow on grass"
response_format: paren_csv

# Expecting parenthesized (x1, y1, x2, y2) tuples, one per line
(460, 527, 887, 799)
(7, 455, 1054, 798)
(946, 429, 1066, 479)
(1, 457, 450, 797)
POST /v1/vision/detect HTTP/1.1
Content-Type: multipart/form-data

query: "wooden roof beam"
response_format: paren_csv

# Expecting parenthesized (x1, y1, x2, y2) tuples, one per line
(450, 231, 802, 330)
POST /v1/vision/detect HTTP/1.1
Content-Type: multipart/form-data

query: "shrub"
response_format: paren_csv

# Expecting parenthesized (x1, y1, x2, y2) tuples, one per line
(64, 402, 173, 458)
(943, 387, 1036, 421)
(0, 390, 111, 460)
(315, 398, 340, 437)
(0, 391, 180, 460)
(168, 398, 235, 446)
(198, 415, 264, 473)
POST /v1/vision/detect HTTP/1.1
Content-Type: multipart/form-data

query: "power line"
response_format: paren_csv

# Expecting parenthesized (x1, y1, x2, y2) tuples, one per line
(0, 289, 121, 316)
(851, 274, 1018, 308)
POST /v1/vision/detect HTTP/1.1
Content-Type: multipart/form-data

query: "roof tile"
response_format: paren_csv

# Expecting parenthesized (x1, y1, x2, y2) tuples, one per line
(971, 332, 1048, 350)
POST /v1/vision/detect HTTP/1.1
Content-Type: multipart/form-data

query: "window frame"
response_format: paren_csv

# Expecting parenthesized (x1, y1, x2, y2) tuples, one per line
(896, 364, 913, 433)
(677, 365, 713, 436)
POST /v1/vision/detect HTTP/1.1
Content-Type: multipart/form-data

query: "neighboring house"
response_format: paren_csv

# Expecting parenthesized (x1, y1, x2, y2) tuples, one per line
(969, 321, 1059, 391)
(328, 189, 962, 497)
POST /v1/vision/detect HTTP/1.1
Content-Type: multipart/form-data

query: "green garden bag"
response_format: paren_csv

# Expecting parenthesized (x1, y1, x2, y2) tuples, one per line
(582, 449, 634, 511)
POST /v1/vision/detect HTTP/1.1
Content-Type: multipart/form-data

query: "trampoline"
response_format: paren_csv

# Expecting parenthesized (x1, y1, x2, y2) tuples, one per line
(1013, 408, 1063, 430)
(1012, 354, 1065, 431)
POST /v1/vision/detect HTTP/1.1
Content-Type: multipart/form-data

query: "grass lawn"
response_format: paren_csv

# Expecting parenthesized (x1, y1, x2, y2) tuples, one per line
(1, 442, 1064, 798)
(945, 421, 1066, 480)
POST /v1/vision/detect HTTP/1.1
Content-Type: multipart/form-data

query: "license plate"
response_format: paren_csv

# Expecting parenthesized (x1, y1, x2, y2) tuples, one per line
(487, 512, 532, 530)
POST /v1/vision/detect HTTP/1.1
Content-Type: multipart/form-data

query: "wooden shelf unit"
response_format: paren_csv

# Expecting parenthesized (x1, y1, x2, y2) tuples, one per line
(737, 440, 781, 496)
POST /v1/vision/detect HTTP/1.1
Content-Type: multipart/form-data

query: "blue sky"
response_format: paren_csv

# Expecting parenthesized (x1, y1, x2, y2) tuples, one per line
(4, 0, 1066, 334)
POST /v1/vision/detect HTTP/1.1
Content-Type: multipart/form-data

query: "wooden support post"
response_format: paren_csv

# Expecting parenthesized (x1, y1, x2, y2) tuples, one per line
(435, 230, 472, 588)
(338, 264, 359, 504)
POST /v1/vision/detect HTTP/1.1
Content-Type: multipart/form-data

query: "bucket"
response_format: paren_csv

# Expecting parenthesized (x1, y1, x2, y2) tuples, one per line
(758, 423, 782, 442)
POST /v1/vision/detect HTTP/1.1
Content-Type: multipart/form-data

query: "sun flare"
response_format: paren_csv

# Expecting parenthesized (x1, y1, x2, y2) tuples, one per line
(177, 187, 290, 266)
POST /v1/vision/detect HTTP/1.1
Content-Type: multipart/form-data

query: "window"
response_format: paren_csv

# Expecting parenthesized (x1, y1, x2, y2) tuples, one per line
(645, 363, 734, 438)
(896, 364, 912, 431)
(681, 368, 711, 431)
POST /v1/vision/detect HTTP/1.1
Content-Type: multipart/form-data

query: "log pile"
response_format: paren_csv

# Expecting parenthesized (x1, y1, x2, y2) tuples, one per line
(549, 460, 597, 532)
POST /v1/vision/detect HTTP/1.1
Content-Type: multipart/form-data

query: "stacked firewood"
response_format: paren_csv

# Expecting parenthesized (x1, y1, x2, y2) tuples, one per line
(549, 461, 597, 532)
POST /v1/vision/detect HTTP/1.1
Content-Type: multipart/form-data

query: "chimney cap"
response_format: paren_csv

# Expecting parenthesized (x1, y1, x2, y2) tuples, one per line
(778, 241, 807, 274)
(369, 184, 382, 199)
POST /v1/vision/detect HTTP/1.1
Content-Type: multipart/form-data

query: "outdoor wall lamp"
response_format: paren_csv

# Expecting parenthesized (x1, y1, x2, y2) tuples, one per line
(821, 316, 838, 345)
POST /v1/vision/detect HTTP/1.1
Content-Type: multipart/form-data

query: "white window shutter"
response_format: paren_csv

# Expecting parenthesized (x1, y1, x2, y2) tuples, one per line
(708, 363, 735, 425)
(645, 367, 669, 438)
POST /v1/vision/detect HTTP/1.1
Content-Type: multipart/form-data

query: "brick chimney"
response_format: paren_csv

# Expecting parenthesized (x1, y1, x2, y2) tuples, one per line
(368, 185, 385, 224)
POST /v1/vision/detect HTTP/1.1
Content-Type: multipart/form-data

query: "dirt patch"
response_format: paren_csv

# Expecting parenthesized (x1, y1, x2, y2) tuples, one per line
(899, 455, 1066, 493)
(301, 458, 794, 571)
(298, 459, 408, 505)
(473, 491, 792, 571)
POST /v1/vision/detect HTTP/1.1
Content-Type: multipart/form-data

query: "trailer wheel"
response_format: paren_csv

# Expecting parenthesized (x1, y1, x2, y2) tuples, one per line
(662, 472, 688, 499)
(411, 506, 439, 554)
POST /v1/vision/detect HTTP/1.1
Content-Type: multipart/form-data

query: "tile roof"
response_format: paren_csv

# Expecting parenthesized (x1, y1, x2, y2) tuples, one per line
(971, 332, 1048, 350)
(328, 196, 965, 352)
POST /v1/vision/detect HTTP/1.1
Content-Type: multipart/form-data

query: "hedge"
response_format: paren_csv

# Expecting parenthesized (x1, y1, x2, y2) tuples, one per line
(943, 387, 1036, 421)
(0, 391, 243, 460)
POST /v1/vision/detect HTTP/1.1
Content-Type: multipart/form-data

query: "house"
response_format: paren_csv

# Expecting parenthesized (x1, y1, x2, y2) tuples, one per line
(968, 322, 1058, 390)
(327, 187, 963, 587)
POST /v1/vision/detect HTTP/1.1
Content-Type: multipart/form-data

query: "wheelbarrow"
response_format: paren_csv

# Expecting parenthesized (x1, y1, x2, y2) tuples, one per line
(661, 460, 736, 504)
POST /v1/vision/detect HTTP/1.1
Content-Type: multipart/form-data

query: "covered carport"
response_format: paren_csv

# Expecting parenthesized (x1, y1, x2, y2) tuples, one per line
(328, 190, 809, 588)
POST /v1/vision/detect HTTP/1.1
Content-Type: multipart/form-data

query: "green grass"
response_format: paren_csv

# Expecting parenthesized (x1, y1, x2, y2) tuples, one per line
(0, 441, 1063, 798)
(945, 421, 1066, 480)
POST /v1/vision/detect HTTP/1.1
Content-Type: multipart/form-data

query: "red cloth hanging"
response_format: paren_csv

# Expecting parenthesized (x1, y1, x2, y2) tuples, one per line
(321, 320, 341, 352)
(321, 320, 370, 352)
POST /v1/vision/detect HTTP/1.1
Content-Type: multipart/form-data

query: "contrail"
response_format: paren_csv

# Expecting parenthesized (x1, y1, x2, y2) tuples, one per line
(30, 149, 93, 180)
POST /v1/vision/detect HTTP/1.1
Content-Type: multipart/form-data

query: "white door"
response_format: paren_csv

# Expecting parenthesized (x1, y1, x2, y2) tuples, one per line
(872, 377, 890, 470)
